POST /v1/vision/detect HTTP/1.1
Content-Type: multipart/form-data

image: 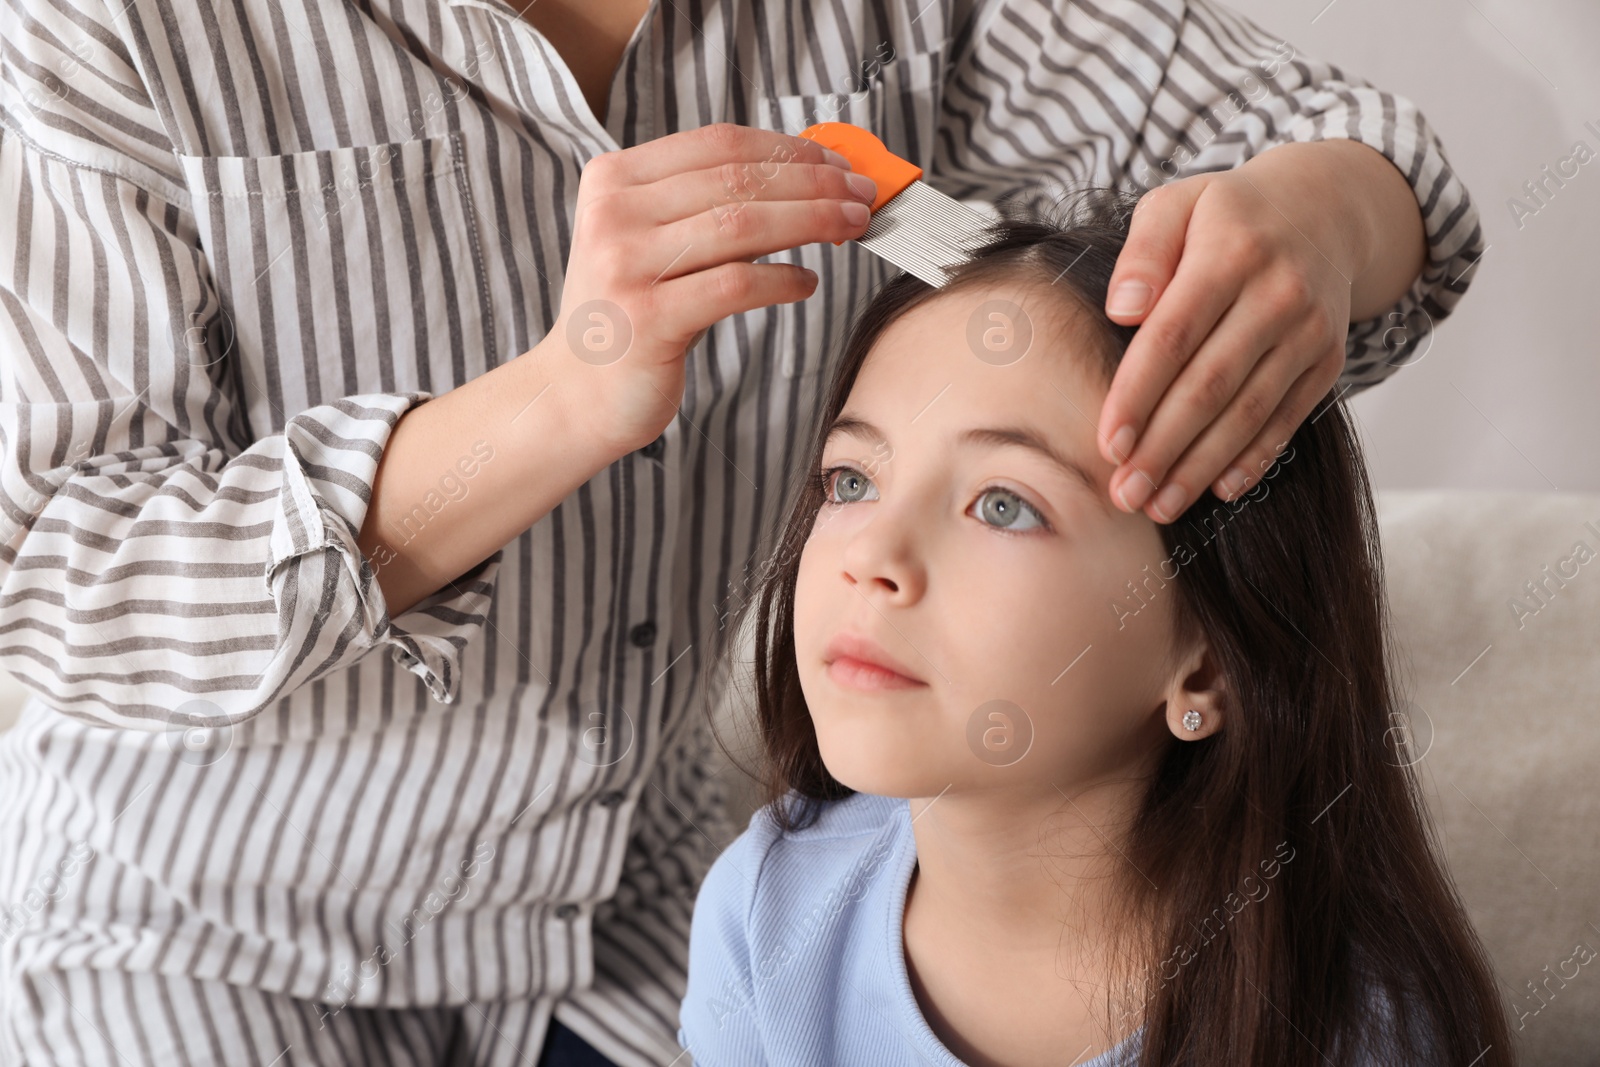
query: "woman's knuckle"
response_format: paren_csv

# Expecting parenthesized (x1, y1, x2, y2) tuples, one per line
(727, 160, 766, 205)
(1290, 308, 1334, 357)
(809, 161, 836, 197)
(813, 197, 847, 230)
(714, 264, 755, 302)
(703, 122, 745, 153)
(586, 150, 623, 186)
(1193, 364, 1234, 411)
(1235, 387, 1274, 430)
(714, 199, 755, 240)
(1220, 226, 1264, 267)
(594, 250, 632, 291)
(584, 192, 626, 233)
(1148, 320, 1194, 369)
(1268, 269, 1314, 314)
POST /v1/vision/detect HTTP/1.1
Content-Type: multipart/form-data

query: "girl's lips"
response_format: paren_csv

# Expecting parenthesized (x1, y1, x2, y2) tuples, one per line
(827, 656, 928, 691)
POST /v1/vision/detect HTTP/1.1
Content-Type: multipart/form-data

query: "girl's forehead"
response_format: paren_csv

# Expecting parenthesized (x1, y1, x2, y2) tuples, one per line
(854, 296, 1110, 420)
(873, 282, 1104, 365)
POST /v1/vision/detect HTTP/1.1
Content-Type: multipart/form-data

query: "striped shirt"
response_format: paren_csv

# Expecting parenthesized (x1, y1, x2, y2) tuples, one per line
(0, 0, 1483, 1063)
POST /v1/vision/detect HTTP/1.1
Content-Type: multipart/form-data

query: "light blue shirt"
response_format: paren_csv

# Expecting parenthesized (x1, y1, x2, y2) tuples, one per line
(677, 791, 1142, 1066)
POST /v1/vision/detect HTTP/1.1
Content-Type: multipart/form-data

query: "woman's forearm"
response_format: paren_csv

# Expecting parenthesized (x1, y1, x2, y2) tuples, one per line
(1329, 138, 1430, 321)
(1239, 138, 1428, 323)
(357, 337, 623, 616)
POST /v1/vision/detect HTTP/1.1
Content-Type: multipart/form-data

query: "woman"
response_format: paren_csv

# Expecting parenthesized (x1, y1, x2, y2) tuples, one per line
(0, 0, 1481, 1062)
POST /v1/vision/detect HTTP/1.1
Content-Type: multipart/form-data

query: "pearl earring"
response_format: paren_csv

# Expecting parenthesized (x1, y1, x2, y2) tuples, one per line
(1182, 709, 1202, 732)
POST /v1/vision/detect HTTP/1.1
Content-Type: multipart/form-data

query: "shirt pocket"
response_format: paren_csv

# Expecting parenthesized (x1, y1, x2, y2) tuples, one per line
(761, 44, 946, 167)
(757, 46, 946, 379)
(176, 132, 498, 433)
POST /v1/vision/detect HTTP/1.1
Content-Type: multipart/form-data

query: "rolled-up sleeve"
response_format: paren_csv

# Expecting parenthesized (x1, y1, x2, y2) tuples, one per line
(929, 0, 1485, 395)
(0, 117, 501, 731)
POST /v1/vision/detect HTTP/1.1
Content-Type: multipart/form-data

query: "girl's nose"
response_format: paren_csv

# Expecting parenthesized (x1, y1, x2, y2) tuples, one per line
(839, 509, 926, 603)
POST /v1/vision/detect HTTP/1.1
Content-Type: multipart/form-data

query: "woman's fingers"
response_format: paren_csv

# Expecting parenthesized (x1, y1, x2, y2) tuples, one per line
(641, 164, 876, 278)
(1100, 239, 1243, 506)
(1130, 343, 1308, 520)
(586, 122, 851, 191)
(652, 262, 821, 345)
(1107, 285, 1279, 517)
(578, 137, 875, 284)
(1098, 180, 1209, 463)
(686, 193, 872, 278)
(1207, 351, 1344, 502)
(1103, 182, 1196, 325)
(625, 149, 875, 229)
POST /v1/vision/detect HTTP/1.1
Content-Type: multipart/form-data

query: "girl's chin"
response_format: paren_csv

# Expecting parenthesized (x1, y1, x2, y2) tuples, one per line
(818, 767, 928, 800)
(814, 729, 954, 799)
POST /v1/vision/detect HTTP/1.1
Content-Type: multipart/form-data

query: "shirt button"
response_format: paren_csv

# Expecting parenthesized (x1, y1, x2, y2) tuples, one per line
(555, 903, 580, 920)
(628, 621, 656, 648)
(597, 790, 626, 807)
(639, 436, 665, 460)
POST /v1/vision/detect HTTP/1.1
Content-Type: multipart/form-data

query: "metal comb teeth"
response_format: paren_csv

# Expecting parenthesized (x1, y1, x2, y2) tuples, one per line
(858, 181, 996, 288)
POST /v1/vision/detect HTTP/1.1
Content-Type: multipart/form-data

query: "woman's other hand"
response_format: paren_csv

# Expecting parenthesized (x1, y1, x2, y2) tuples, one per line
(1095, 139, 1426, 522)
(546, 122, 877, 457)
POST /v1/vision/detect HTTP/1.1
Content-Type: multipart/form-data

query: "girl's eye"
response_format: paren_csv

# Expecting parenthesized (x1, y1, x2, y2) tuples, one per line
(818, 465, 1048, 534)
(970, 487, 1046, 533)
(820, 465, 878, 505)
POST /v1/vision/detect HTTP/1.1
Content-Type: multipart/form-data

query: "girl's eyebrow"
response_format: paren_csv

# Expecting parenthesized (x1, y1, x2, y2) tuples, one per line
(824, 414, 1102, 499)
(963, 425, 1103, 499)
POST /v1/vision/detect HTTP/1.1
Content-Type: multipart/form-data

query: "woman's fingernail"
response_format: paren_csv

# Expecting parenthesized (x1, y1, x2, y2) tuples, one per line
(1152, 483, 1186, 521)
(846, 173, 877, 202)
(1107, 424, 1137, 462)
(1108, 281, 1151, 316)
(1219, 466, 1249, 498)
(1117, 473, 1153, 512)
(822, 147, 853, 170)
(842, 200, 871, 225)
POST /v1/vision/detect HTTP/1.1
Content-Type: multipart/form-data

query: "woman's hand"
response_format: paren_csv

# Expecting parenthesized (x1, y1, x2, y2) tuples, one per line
(1095, 139, 1425, 522)
(548, 122, 876, 457)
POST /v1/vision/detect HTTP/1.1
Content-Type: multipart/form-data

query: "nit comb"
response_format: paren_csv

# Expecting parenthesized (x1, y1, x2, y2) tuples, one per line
(799, 121, 994, 288)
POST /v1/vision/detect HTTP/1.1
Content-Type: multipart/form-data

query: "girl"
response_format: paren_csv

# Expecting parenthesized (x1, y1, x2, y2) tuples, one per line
(675, 188, 1514, 1066)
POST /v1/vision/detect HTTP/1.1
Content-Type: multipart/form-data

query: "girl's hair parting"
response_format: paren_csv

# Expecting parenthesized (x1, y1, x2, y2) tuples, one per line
(712, 185, 1517, 1066)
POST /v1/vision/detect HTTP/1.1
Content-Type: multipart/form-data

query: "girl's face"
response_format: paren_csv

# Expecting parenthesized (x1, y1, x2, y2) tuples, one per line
(793, 283, 1197, 800)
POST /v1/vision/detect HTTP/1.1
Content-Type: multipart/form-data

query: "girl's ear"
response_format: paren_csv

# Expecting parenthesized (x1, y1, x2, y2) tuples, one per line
(1163, 642, 1226, 741)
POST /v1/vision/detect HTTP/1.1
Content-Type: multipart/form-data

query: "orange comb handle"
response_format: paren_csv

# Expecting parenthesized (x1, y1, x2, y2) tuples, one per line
(800, 122, 922, 246)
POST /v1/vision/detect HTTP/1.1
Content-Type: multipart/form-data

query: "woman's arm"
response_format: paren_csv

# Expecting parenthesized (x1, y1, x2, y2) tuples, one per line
(355, 343, 619, 617)
(0, 21, 514, 724)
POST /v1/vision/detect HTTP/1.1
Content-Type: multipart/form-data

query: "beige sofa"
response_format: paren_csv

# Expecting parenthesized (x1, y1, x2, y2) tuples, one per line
(1366, 490, 1600, 1066)
(3, 489, 1595, 1064)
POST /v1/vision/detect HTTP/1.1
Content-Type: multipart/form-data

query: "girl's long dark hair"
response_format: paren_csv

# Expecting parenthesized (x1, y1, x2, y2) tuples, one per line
(715, 187, 1515, 1066)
